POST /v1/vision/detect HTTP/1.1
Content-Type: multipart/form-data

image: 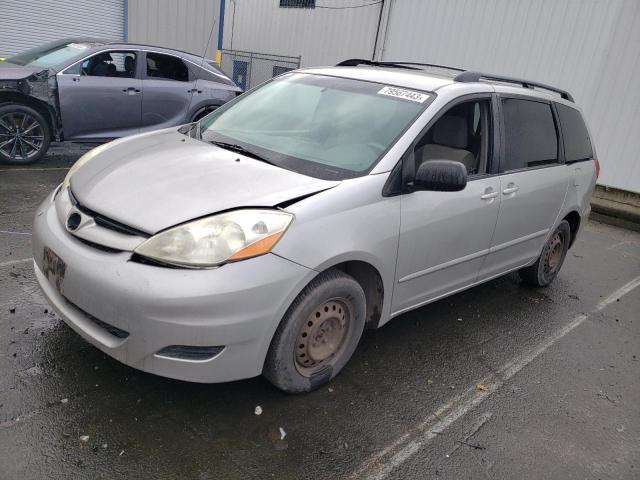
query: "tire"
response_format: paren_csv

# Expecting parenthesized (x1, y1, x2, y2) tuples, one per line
(191, 106, 217, 122)
(263, 269, 366, 393)
(519, 220, 571, 287)
(0, 104, 51, 164)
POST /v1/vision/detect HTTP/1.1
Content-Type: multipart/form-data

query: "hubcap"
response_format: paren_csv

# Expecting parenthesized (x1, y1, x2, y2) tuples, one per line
(295, 299, 352, 375)
(0, 112, 45, 161)
(544, 232, 563, 275)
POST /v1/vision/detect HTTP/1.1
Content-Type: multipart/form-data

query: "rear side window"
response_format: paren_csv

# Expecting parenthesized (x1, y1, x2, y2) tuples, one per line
(556, 104, 593, 162)
(146, 52, 190, 82)
(501, 98, 558, 171)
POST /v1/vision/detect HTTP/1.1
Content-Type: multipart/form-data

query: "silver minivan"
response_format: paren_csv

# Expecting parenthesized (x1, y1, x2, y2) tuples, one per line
(33, 60, 598, 393)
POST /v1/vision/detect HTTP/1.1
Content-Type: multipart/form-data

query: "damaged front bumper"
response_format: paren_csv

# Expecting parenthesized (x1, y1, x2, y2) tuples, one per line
(32, 189, 316, 383)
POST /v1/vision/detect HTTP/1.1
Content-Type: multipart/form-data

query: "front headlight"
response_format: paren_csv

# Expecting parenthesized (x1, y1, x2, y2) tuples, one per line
(134, 209, 294, 267)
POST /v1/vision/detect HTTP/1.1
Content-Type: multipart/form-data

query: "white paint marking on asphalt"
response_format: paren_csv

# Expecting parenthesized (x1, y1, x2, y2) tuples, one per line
(0, 257, 33, 268)
(0, 230, 32, 236)
(0, 167, 70, 172)
(351, 274, 640, 480)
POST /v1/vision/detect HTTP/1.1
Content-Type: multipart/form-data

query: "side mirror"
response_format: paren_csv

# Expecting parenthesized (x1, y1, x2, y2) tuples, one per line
(414, 160, 467, 192)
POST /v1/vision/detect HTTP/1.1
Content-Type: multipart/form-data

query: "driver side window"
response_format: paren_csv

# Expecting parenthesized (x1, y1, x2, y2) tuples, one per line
(65, 51, 137, 78)
(414, 99, 491, 176)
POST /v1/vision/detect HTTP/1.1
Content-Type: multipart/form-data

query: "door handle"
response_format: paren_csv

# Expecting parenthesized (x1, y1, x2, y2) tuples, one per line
(502, 183, 519, 195)
(188, 89, 202, 94)
(122, 87, 140, 95)
(480, 189, 499, 200)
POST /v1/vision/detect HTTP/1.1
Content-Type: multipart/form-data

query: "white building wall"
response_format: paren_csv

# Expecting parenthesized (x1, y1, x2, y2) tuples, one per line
(221, 0, 383, 67)
(128, 0, 221, 57)
(379, 0, 640, 193)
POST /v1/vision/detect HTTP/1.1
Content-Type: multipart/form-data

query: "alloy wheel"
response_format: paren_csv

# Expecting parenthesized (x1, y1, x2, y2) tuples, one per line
(0, 111, 45, 161)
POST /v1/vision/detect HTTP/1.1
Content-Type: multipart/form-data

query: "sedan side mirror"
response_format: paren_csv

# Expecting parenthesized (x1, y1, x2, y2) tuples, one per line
(414, 160, 467, 192)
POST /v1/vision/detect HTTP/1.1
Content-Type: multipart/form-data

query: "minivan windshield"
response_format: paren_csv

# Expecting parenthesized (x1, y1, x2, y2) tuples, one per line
(199, 73, 431, 180)
(7, 40, 100, 68)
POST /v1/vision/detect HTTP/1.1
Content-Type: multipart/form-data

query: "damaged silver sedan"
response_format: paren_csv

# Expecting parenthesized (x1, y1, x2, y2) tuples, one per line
(0, 38, 240, 164)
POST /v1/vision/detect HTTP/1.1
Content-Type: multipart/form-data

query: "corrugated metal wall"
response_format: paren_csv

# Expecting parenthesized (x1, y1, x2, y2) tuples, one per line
(379, 0, 640, 193)
(0, 0, 124, 56)
(127, 0, 221, 57)
(221, 0, 383, 67)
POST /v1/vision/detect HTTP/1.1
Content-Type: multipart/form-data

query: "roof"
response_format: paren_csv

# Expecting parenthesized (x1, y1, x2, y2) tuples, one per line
(299, 66, 456, 92)
(300, 62, 576, 106)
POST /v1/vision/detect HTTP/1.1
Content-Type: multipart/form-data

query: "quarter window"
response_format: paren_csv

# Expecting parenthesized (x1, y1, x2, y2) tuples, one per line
(501, 98, 558, 171)
(146, 52, 190, 82)
(556, 104, 593, 162)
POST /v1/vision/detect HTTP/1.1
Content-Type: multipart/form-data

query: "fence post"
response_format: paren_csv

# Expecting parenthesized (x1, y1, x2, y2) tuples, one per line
(248, 52, 254, 89)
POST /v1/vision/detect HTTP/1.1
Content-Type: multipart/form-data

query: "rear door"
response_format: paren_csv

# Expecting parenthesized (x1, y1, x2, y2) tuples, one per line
(139, 51, 196, 131)
(57, 50, 142, 140)
(478, 96, 569, 281)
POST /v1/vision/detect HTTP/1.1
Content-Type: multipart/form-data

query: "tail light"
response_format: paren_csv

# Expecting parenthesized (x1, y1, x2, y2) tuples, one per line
(594, 158, 601, 178)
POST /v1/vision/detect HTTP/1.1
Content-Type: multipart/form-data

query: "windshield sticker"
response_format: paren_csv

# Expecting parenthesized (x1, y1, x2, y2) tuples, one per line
(378, 86, 429, 103)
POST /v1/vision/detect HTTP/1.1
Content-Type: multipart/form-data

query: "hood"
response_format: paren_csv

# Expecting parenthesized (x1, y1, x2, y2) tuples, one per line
(70, 128, 339, 233)
(0, 62, 49, 80)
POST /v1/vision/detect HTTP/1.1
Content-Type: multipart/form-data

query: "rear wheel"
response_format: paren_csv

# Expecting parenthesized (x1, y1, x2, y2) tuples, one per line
(191, 106, 217, 122)
(263, 269, 366, 393)
(0, 104, 51, 164)
(519, 220, 571, 287)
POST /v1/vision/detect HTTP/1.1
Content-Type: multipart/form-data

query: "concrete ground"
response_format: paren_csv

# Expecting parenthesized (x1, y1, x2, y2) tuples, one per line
(1, 144, 639, 480)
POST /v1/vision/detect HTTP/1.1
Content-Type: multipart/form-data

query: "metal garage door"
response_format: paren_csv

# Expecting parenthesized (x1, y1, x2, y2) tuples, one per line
(0, 0, 125, 57)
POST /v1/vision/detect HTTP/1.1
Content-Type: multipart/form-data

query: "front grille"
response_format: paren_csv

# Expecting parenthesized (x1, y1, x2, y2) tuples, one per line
(69, 189, 149, 238)
(155, 345, 224, 361)
(75, 237, 122, 253)
(129, 253, 183, 269)
(66, 298, 130, 339)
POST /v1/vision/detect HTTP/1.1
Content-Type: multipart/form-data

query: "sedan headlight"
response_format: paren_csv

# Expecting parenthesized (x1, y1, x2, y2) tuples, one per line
(134, 209, 294, 267)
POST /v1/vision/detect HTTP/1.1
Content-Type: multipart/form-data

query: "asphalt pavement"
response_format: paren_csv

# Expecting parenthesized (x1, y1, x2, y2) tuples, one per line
(1, 144, 639, 480)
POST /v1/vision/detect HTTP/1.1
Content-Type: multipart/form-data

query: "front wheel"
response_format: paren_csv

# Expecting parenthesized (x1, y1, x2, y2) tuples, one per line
(263, 269, 366, 393)
(0, 104, 51, 164)
(519, 220, 571, 287)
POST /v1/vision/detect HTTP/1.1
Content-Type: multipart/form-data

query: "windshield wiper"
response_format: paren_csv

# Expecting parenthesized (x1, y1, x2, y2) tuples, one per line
(208, 140, 276, 166)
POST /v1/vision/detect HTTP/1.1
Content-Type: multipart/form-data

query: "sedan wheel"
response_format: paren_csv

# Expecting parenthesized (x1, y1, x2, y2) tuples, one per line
(0, 105, 51, 164)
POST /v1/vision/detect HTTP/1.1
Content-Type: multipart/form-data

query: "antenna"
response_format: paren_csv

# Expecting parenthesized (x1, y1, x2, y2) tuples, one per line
(189, 17, 218, 119)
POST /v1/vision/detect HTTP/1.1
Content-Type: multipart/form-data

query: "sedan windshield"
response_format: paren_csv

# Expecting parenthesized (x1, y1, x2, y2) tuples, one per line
(199, 73, 430, 180)
(7, 40, 100, 68)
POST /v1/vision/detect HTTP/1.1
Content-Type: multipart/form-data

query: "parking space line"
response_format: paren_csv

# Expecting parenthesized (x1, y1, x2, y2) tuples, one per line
(0, 258, 33, 268)
(0, 230, 32, 236)
(350, 274, 640, 480)
(0, 167, 70, 172)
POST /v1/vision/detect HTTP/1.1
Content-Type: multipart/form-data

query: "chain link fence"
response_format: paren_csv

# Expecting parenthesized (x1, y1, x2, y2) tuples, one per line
(219, 49, 301, 91)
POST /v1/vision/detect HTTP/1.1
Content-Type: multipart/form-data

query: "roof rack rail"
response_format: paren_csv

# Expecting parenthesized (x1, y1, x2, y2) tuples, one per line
(336, 59, 465, 72)
(454, 71, 574, 102)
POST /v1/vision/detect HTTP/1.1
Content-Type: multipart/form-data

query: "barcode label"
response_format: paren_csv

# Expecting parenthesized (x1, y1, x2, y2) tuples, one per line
(378, 86, 429, 103)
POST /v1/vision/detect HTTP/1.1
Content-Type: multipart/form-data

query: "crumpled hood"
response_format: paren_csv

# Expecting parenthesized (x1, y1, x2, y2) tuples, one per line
(70, 128, 339, 233)
(0, 62, 49, 80)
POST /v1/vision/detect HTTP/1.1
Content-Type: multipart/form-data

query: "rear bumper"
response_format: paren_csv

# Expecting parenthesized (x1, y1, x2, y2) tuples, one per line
(33, 190, 316, 383)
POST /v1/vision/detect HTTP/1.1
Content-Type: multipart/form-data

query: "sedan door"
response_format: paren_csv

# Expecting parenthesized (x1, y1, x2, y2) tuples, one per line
(478, 97, 569, 281)
(139, 51, 196, 132)
(392, 97, 501, 314)
(57, 50, 142, 140)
